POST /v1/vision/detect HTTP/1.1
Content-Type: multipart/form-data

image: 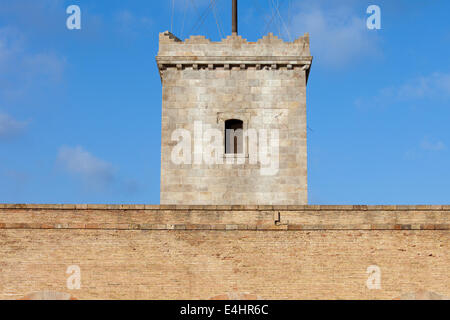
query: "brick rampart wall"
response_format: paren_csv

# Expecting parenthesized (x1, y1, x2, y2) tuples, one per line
(0, 204, 448, 299)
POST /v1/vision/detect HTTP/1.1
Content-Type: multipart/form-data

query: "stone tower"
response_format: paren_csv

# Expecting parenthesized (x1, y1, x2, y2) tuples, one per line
(157, 31, 312, 205)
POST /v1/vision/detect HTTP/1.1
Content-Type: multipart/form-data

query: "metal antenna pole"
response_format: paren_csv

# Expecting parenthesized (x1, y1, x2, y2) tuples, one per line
(232, 0, 238, 35)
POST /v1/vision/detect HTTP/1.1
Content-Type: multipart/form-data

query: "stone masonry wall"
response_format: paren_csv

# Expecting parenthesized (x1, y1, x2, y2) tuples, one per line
(0, 204, 448, 300)
(157, 32, 312, 205)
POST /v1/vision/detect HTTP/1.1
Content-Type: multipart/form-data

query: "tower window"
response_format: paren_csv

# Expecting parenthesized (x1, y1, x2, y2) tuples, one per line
(225, 119, 243, 154)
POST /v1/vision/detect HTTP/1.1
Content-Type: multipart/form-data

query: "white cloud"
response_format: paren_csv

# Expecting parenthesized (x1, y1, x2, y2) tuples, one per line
(57, 146, 116, 189)
(173, 0, 210, 11)
(391, 73, 450, 101)
(0, 27, 24, 69)
(357, 72, 450, 108)
(287, 1, 381, 67)
(404, 137, 447, 160)
(0, 1, 78, 40)
(0, 112, 29, 140)
(23, 52, 65, 81)
(114, 10, 153, 36)
(420, 138, 446, 152)
(56, 145, 144, 194)
(0, 26, 66, 101)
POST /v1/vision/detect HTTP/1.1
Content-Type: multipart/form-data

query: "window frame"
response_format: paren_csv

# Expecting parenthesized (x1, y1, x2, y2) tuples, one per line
(224, 119, 244, 155)
(217, 112, 250, 159)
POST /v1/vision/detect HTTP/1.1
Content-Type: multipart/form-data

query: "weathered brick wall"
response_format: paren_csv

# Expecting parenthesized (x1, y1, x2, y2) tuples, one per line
(0, 205, 448, 300)
(157, 32, 311, 205)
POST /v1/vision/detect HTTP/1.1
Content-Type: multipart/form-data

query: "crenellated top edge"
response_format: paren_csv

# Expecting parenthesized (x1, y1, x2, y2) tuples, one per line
(159, 31, 182, 43)
(157, 31, 312, 61)
(159, 31, 310, 46)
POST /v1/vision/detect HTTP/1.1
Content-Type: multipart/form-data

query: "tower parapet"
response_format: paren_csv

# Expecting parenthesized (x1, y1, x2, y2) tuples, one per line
(157, 32, 312, 80)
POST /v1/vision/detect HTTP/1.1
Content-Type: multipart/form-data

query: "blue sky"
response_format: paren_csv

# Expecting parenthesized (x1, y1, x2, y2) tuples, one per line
(0, 0, 449, 204)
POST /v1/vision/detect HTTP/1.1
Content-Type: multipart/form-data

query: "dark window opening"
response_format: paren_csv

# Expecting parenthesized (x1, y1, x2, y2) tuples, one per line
(225, 119, 243, 154)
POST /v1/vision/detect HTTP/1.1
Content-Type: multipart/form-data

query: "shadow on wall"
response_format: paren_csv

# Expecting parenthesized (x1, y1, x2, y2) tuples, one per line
(210, 290, 450, 300)
(210, 292, 262, 300)
(20, 291, 77, 300)
(393, 290, 449, 300)
(17, 290, 448, 300)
